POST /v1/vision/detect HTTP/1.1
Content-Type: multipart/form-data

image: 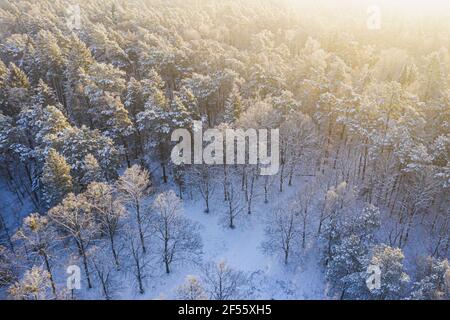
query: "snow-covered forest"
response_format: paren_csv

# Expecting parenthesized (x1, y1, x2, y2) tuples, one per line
(0, 0, 449, 300)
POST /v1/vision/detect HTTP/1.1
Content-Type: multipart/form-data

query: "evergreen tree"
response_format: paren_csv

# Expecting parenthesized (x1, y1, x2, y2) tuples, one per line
(41, 148, 73, 207)
(367, 245, 410, 300)
(223, 85, 243, 124)
(0, 245, 16, 288)
(411, 256, 450, 300)
(80, 154, 103, 188)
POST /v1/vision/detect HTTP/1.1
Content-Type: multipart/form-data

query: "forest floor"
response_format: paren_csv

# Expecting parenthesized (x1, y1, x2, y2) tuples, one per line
(0, 169, 432, 299)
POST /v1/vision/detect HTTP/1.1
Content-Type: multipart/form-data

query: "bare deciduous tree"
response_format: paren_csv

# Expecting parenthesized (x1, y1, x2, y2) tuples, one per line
(49, 193, 97, 289)
(224, 184, 244, 229)
(84, 182, 126, 269)
(262, 204, 300, 264)
(175, 275, 208, 300)
(201, 261, 248, 300)
(89, 245, 120, 300)
(125, 229, 150, 295)
(116, 165, 151, 253)
(151, 190, 202, 273)
(8, 266, 52, 300)
(190, 165, 216, 213)
(13, 213, 59, 297)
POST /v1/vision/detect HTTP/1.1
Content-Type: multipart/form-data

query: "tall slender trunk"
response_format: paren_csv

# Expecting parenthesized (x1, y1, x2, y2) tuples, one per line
(42, 252, 57, 298)
(77, 240, 92, 289)
(135, 200, 146, 253)
(161, 163, 168, 183)
(109, 235, 120, 269)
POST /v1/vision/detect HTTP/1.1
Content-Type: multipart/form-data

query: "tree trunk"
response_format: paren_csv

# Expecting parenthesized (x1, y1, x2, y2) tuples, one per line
(161, 163, 168, 183)
(77, 240, 92, 289)
(136, 200, 146, 253)
(43, 252, 57, 298)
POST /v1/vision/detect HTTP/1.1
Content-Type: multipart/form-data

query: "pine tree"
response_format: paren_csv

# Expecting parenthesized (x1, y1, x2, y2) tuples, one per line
(4, 63, 30, 116)
(326, 234, 369, 299)
(223, 85, 242, 124)
(136, 70, 174, 182)
(0, 61, 7, 111)
(41, 148, 73, 207)
(124, 77, 145, 118)
(325, 204, 381, 299)
(80, 154, 103, 188)
(411, 256, 450, 300)
(44, 125, 120, 182)
(31, 79, 59, 108)
(38, 105, 71, 141)
(64, 34, 95, 121)
(367, 245, 410, 300)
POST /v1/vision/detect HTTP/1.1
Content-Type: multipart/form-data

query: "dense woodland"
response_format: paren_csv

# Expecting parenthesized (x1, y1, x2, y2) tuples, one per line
(0, 0, 449, 300)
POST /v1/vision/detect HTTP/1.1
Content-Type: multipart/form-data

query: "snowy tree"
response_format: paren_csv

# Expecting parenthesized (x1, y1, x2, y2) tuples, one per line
(293, 183, 317, 249)
(367, 245, 410, 300)
(136, 69, 173, 182)
(116, 165, 151, 253)
(280, 111, 317, 188)
(411, 256, 450, 300)
(326, 234, 369, 299)
(30, 105, 71, 145)
(224, 183, 244, 229)
(190, 165, 217, 214)
(175, 275, 208, 300)
(80, 154, 104, 188)
(324, 204, 381, 298)
(124, 77, 146, 119)
(223, 84, 243, 124)
(173, 164, 186, 199)
(125, 228, 150, 295)
(48, 193, 97, 289)
(89, 245, 120, 300)
(262, 204, 300, 264)
(318, 181, 356, 235)
(83, 182, 126, 268)
(8, 266, 52, 300)
(201, 261, 248, 300)
(44, 125, 120, 182)
(13, 213, 59, 297)
(0, 245, 16, 288)
(3, 63, 30, 116)
(151, 190, 202, 273)
(351, 204, 381, 243)
(41, 148, 73, 207)
(0, 0, 449, 301)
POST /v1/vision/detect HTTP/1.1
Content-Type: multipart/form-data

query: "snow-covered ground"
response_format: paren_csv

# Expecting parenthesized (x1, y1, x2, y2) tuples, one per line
(1, 172, 328, 300)
(122, 174, 327, 300)
(0, 167, 442, 300)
